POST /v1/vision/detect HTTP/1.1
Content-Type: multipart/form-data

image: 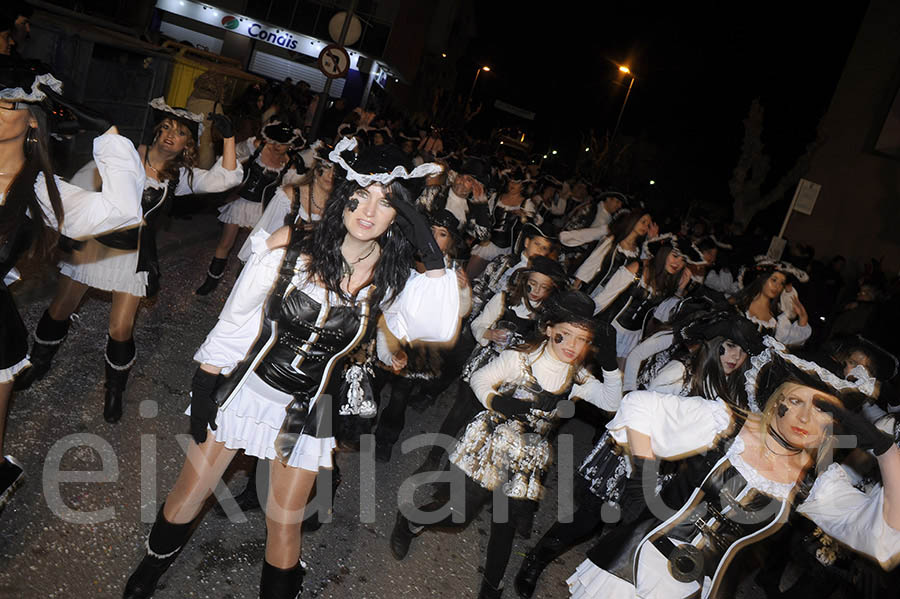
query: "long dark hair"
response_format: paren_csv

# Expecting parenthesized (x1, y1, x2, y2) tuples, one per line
(732, 268, 781, 317)
(149, 118, 197, 189)
(0, 105, 62, 257)
(688, 336, 750, 409)
(647, 245, 682, 298)
(297, 177, 416, 308)
(609, 208, 649, 246)
(508, 270, 559, 312)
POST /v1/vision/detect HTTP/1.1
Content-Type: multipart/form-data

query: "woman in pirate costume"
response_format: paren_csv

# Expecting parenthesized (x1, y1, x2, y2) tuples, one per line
(573, 209, 654, 295)
(235, 142, 335, 263)
(0, 59, 144, 506)
(514, 311, 764, 598)
(195, 121, 305, 295)
(122, 138, 460, 599)
(731, 256, 811, 346)
(566, 337, 900, 599)
(466, 166, 535, 279)
(15, 97, 241, 422)
(390, 290, 622, 599)
(592, 234, 698, 366)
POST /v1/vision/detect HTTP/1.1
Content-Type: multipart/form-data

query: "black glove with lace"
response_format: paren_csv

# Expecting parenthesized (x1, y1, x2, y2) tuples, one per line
(208, 113, 234, 138)
(814, 398, 894, 456)
(190, 367, 220, 445)
(38, 83, 112, 132)
(390, 200, 445, 271)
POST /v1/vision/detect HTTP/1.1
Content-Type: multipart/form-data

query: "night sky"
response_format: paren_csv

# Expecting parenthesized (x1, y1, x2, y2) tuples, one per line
(457, 3, 868, 210)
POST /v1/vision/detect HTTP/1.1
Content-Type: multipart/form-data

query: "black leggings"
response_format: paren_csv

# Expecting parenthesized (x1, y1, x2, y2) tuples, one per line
(408, 469, 531, 588)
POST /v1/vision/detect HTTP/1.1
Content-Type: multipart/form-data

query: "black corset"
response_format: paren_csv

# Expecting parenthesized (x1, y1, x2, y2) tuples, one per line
(95, 185, 169, 250)
(254, 289, 363, 398)
(240, 159, 280, 205)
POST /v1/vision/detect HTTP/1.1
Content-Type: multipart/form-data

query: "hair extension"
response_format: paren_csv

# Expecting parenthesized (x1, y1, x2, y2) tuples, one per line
(0, 105, 62, 258)
(688, 337, 751, 409)
(732, 269, 782, 318)
(648, 245, 682, 298)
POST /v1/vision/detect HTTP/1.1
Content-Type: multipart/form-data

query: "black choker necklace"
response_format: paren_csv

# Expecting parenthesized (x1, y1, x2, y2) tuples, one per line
(767, 424, 803, 455)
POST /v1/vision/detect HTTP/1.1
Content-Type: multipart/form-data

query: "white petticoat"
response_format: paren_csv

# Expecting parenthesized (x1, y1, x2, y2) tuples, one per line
(471, 241, 511, 261)
(186, 372, 336, 472)
(0, 357, 31, 384)
(613, 320, 642, 358)
(218, 198, 263, 227)
(567, 559, 635, 599)
(59, 238, 148, 296)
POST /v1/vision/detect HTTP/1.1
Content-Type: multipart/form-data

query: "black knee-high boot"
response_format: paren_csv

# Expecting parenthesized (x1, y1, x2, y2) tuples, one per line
(14, 310, 71, 391)
(123, 505, 196, 599)
(259, 560, 305, 599)
(195, 257, 227, 296)
(104, 336, 135, 423)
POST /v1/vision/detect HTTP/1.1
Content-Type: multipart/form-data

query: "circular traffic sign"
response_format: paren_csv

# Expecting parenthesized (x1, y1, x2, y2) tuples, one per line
(318, 44, 351, 79)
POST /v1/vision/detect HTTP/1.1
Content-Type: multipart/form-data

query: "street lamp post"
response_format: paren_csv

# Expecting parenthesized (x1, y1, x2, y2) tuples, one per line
(610, 65, 635, 147)
(465, 65, 490, 115)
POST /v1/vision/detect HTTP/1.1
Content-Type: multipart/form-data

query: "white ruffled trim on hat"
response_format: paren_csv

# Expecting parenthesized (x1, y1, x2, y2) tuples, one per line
(0, 73, 64, 103)
(328, 137, 442, 186)
(738, 256, 809, 289)
(743, 336, 876, 412)
(148, 96, 204, 138)
(640, 233, 708, 265)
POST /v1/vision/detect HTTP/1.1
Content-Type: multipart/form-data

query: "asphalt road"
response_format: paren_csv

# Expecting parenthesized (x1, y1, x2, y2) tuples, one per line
(0, 211, 781, 598)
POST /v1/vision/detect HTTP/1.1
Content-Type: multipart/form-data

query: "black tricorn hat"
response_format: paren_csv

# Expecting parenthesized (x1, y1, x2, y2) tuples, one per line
(520, 255, 567, 289)
(457, 155, 491, 186)
(539, 289, 597, 332)
(522, 221, 559, 241)
(827, 335, 899, 382)
(430, 208, 461, 235)
(744, 338, 875, 413)
(148, 96, 204, 140)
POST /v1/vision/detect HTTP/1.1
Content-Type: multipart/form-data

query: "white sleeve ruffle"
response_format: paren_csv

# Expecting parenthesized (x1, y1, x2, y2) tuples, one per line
(606, 391, 733, 458)
(236, 188, 292, 262)
(36, 133, 144, 239)
(382, 268, 460, 343)
(193, 230, 283, 373)
(647, 360, 687, 395)
(591, 266, 634, 315)
(624, 331, 674, 392)
(574, 237, 613, 283)
(176, 156, 243, 196)
(798, 463, 900, 568)
(470, 349, 520, 408)
(775, 313, 811, 346)
(470, 292, 504, 346)
(560, 225, 609, 248)
(573, 368, 623, 412)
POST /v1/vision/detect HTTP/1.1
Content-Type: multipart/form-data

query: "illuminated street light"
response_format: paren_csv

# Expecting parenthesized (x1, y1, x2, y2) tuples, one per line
(650, 180, 656, 185)
(551, 150, 558, 155)
(584, 147, 590, 152)
(611, 64, 636, 147)
(441, 53, 447, 58)
(465, 65, 492, 114)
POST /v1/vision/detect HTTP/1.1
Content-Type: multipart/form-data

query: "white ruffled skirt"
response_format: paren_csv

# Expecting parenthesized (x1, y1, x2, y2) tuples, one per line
(187, 372, 336, 472)
(218, 198, 263, 228)
(59, 239, 148, 296)
(471, 241, 511, 261)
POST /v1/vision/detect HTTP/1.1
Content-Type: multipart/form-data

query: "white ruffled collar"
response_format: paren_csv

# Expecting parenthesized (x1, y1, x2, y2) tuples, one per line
(744, 310, 776, 330)
(726, 435, 796, 501)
